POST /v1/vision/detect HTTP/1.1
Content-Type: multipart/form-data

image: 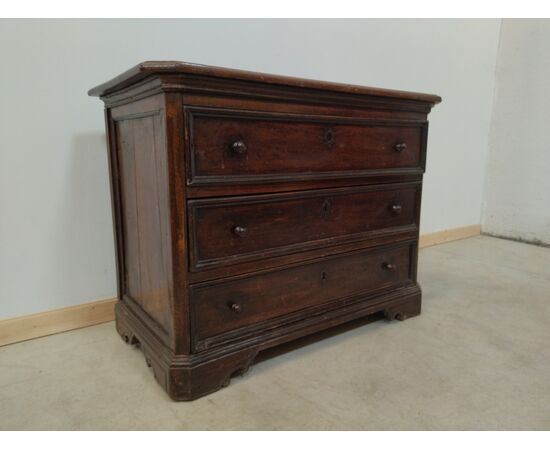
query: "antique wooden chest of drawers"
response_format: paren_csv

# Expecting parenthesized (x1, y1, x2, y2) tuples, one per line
(89, 61, 441, 400)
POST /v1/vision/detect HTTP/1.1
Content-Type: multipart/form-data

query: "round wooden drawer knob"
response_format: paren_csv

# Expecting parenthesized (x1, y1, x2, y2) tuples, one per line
(382, 262, 397, 271)
(230, 140, 247, 155)
(229, 303, 243, 313)
(390, 204, 403, 214)
(232, 225, 248, 237)
(394, 142, 407, 152)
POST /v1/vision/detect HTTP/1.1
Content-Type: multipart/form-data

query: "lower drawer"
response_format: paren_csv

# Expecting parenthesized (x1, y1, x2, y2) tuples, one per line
(190, 242, 415, 347)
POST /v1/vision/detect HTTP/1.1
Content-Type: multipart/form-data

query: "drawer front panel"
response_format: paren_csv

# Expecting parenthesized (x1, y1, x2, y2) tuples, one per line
(187, 108, 426, 184)
(188, 184, 419, 271)
(191, 243, 414, 343)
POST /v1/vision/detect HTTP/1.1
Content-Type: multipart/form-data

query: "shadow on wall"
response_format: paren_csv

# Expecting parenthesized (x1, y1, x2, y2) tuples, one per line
(53, 131, 117, 305)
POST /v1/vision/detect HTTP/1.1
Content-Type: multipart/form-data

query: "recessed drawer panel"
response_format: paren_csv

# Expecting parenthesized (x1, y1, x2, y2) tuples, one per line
(188, 183, 419, 271)
(187, 108, 426, 185)
(190, 242, 414, 345)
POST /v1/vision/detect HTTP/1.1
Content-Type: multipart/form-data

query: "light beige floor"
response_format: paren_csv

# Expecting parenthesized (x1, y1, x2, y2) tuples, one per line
(1, 235, 549, 430)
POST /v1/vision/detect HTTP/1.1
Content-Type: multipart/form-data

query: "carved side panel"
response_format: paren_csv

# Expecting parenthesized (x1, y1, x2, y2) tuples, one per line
(115, 111, 173, 334)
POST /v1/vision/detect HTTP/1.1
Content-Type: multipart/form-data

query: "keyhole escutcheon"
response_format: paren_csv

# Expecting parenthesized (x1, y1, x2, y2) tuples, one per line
(322, 198, 332, 219)
(324, 128, 336, 148)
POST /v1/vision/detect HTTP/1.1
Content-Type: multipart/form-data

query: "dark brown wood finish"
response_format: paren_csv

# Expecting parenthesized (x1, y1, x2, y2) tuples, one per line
(88, 61, 441, 105)
(191, 242, 414, 346)
(115, 111, 173, 333)
(90, 61, 440, 400)
(187, 107, 427, 185)
(188, 183, 419, 271)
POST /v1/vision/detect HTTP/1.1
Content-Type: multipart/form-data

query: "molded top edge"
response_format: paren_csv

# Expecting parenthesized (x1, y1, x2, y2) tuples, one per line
(88, 60, 442, 105)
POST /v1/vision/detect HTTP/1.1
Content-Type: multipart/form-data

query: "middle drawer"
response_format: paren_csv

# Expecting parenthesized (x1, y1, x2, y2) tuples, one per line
(188, 183, 419, 271)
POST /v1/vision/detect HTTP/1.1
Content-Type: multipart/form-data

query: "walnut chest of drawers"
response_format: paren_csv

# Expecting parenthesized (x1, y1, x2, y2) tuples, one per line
(89, 61, 441, 400)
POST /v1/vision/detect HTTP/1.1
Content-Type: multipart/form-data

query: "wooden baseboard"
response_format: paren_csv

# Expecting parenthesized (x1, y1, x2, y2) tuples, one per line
(0, 298, 116, 347)
(0, 224, 481, 347)
(419, 224, 481, 248)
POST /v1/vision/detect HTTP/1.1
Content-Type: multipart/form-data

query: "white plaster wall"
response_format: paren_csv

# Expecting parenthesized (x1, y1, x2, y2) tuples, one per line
(0, 19, 501, 319)
(482, 19, 550, 245)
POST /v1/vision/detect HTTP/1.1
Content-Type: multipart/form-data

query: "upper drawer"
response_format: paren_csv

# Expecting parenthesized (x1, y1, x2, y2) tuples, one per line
(188, 183, 420, 271)
(186, 107, 427, 186)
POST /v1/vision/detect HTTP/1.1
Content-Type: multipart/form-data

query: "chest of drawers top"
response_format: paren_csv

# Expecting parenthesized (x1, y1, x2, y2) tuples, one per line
(90, 61, 440, 192)
(89, 60, 441, 105)
(90, 61, 440, 400)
